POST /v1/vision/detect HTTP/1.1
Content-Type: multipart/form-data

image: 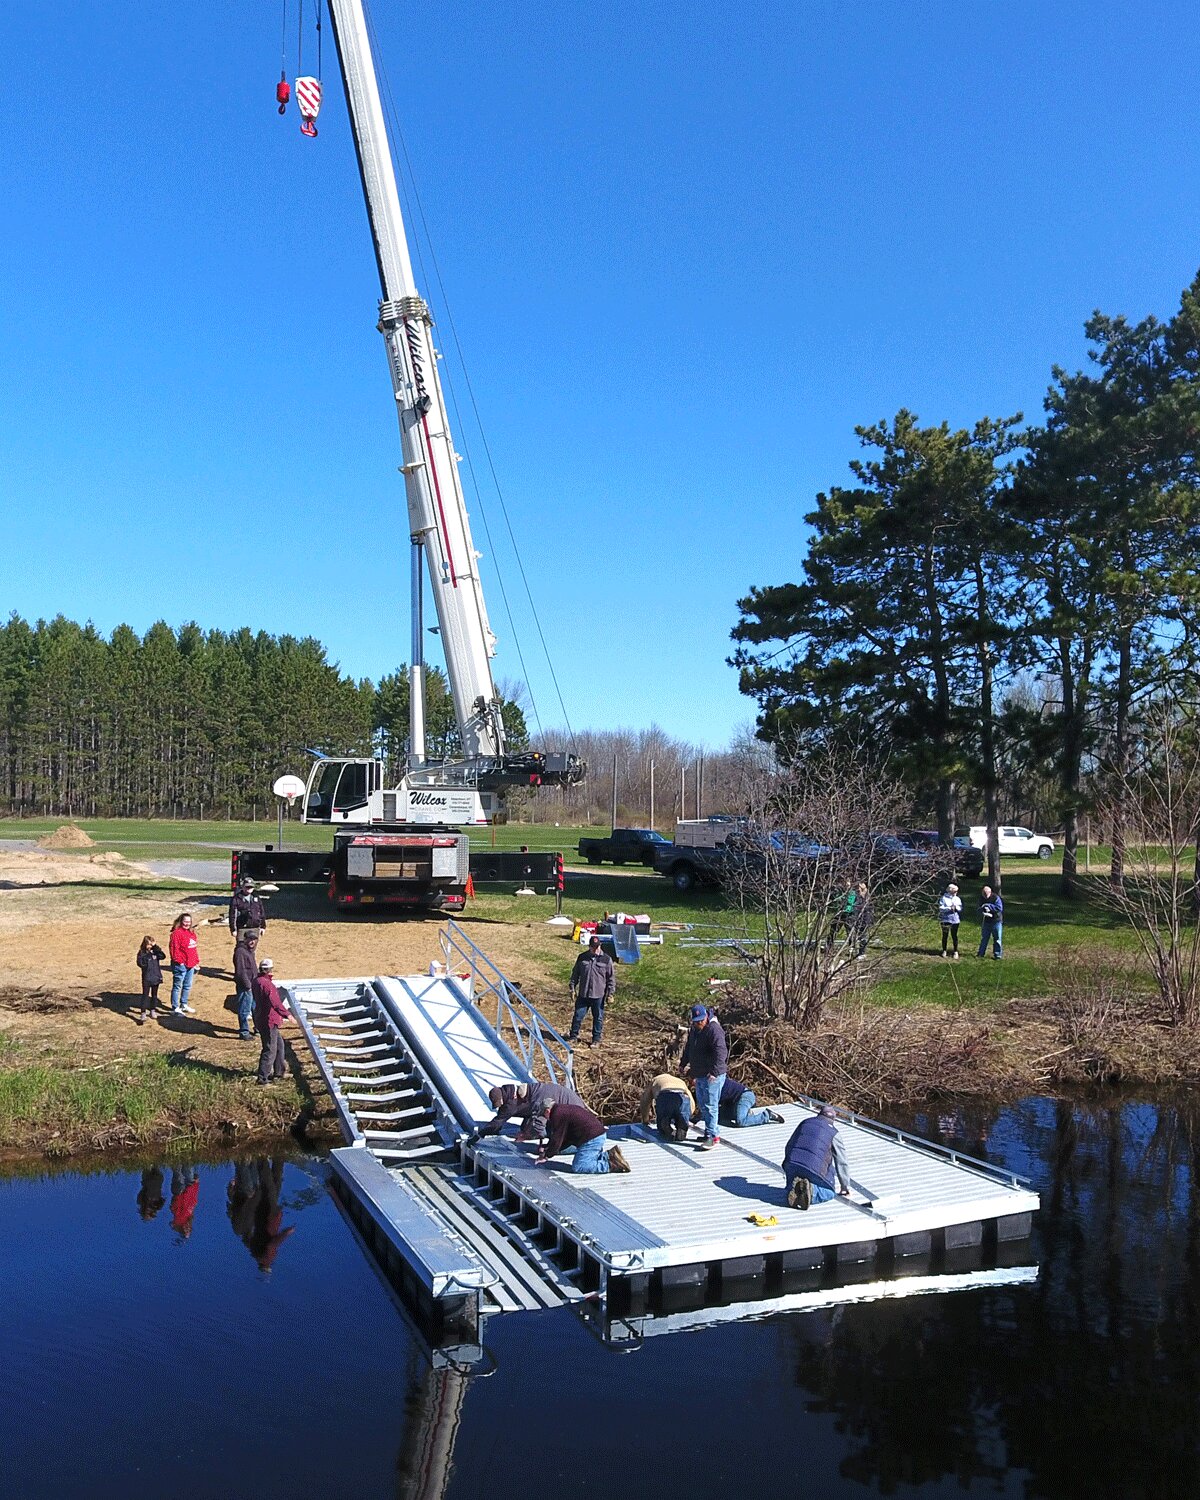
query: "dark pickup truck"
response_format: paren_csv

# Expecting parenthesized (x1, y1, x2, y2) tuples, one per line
(577, 828, 672, 866)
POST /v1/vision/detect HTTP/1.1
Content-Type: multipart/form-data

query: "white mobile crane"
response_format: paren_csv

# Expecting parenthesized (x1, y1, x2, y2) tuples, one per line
(234, 0, 583, 912)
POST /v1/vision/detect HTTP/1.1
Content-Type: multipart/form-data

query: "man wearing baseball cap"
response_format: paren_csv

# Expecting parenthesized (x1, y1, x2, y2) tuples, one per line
(252, 957, 290, 1086)
(681, 1003, 727, 1152)
(783, 1103, 852, 1210)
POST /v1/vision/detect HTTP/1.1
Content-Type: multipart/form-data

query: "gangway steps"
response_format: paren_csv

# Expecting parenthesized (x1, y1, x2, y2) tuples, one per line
(287, 983, 450, 1164)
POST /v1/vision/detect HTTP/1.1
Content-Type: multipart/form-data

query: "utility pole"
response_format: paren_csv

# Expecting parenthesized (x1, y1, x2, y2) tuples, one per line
(611, 755, 618, 829)
(649, 759, 655, 831)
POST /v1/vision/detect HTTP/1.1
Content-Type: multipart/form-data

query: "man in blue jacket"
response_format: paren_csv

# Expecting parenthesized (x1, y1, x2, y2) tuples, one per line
(977, 886, 1004, 959)
(783, 1104, 852, 1210)
(681, 1004, 728, 1152)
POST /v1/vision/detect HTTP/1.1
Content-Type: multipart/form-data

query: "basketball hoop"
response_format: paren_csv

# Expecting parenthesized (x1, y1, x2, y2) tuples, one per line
(271, 774, 308, 851)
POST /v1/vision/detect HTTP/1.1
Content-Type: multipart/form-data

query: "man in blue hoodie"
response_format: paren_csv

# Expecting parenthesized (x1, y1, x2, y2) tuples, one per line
(977, 885, 1004, 959)
(681, 1004, 728, 1152)
(783, 1104, 852, 1210)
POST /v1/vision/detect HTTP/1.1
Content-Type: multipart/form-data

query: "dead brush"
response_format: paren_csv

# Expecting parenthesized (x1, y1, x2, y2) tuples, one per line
(1043, 945, 1157, 1084)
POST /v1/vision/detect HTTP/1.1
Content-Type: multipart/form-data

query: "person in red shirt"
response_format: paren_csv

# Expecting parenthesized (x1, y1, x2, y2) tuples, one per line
(170, 1165, 200, 1239)
(168, 913, 200, 1015)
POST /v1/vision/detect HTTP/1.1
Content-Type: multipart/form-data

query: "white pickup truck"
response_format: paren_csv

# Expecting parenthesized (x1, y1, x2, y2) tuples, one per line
(969, 825, 1055, 860)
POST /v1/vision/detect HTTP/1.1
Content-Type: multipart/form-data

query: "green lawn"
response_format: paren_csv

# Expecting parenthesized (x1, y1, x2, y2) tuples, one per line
(0, 815, 599, 863)
(1, 816, 1165, 1015)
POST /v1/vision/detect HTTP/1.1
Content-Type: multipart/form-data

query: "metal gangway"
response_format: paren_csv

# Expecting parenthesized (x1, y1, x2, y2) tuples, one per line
(284, 922, 586, 1329)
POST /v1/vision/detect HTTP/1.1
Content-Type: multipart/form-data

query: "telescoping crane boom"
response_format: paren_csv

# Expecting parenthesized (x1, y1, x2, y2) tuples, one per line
(233, 0, 584, 912)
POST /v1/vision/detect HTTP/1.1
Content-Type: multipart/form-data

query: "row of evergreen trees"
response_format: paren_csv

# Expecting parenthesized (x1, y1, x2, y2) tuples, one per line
(0, 615, 524, 819)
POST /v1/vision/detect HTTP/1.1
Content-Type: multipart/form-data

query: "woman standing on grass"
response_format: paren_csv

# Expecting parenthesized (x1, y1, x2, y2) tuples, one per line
(135, 935, 166, 1022)
(937, 883, 962, 959)
(168, 913, 200, 1015)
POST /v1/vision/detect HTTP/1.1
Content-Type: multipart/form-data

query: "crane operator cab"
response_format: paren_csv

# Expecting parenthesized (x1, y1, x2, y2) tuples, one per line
(303, 758, 381, 824)
(300, 756, 492, 827)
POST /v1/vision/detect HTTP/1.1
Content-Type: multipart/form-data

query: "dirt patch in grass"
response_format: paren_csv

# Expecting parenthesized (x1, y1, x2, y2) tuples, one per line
(38, 823, 96, 850)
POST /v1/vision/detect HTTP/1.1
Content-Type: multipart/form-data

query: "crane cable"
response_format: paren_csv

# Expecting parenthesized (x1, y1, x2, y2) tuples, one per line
(362, 0, 580, 754)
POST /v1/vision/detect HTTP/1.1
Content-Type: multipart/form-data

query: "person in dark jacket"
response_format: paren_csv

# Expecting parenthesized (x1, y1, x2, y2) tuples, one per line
(252, 959, 290, 1085)
(232, 933, 259, 1040)
(135, 935, 166, 1023)
(850, 882, 874, 958)
(977, 886, 1004, 959)
(137, 1166, 166, 1221)
(783, 1104, 852, 1209)
(681, 1004, 728, 1151)
(536, 1099, 631, 1174)
(476, 1079, 585, 1141)
(568, 935, 615, 1045)
(718, 1077, 784, 1129)
(229, 876, 267, 938)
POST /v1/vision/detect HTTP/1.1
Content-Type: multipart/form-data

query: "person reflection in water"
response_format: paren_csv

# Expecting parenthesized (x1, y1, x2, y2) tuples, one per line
(170, 1165, 200, 1239)
(137, 1167, 166, 1221)
(227, 1158, 295, 1271)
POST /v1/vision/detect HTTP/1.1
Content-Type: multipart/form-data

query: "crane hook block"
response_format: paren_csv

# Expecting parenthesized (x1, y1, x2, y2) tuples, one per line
(276, 76, 291, 115)
(296, 76, 323, 136)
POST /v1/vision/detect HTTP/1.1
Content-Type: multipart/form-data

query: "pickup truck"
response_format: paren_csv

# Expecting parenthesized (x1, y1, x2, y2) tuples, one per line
(968, 825, 1055, 860)
(653, 830, 832, 893)
(577, 828, 672, 866)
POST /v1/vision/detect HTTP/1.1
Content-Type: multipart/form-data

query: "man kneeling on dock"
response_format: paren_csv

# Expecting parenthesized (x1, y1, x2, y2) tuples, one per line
(536, 1099, 631, 1175)
(783, 1105, 851, 1210)
(476, 1080, 585, 1142)
(638, 1072, 696, 1141)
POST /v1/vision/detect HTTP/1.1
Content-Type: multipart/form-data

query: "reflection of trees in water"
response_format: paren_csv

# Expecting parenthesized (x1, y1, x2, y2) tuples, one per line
(784, 1098, 1200, 1495)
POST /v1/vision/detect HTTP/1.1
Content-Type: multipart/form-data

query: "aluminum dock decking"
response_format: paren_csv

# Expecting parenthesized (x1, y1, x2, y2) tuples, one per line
(285, 921, 1038, 1343)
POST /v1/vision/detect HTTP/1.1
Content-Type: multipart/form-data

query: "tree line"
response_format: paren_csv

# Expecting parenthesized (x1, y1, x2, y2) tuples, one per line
(0, 616, 525, 820)
(731, 271, 1200, 891)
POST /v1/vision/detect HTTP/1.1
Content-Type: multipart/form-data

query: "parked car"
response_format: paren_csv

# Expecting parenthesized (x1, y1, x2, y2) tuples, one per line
(577, 828, 671, 866)
(906, 830, 984, 880)
(968, 825, 1055, 860)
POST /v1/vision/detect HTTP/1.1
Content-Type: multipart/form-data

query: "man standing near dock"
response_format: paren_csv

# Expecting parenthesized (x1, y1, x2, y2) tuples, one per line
(682, 1004, 727, 1152)
(783, 1105, 852, 1209)
(568, 934, 615, 1047)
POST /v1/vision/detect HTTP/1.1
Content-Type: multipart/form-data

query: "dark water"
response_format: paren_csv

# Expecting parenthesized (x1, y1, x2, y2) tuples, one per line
(3, 1097, 1199, 1499)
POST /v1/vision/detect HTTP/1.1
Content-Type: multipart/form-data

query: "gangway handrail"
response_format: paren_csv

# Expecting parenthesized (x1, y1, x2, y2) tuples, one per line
(798, 1094, 1033, 1189)
(440, 920, 575, 1087)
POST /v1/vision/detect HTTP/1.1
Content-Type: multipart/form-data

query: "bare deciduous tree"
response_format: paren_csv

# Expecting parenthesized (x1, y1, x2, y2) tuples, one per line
(723, 747, 932, 1029)
(1089, 709, 1200, 1026)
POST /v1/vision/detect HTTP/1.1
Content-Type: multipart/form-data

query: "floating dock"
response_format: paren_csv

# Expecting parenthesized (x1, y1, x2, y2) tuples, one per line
(285, 921, 1038, 1345)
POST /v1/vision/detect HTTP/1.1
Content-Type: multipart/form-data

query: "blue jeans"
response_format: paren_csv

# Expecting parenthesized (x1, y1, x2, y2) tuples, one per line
(171, 964, 196, 1011)
(655, 1090, 692, 1137)
(569, 998, 604, 1043)
(733, 1089, 772, 1128)
(694, 1074, 725, 1140)
(786, 1167, 835, 1205)
(978, 919, 1003, 958)
(236, 988, 254, 1035)
(572, 1133, 610, 1174)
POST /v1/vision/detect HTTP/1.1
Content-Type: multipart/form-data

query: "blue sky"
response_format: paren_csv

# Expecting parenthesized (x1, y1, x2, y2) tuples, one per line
(3, 2, 1199, 750)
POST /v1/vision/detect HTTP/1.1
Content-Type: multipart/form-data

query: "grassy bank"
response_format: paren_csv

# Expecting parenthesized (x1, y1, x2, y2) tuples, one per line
(0, 1032, 342, 1160)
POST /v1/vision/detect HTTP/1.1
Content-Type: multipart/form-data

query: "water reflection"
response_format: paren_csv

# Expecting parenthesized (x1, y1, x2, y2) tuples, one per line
(227, 1158, 296, 1271)
(136, 1167, 165, 1221)
(6, 1101, 1200, 1499)
(169, 1164, 199, 1239)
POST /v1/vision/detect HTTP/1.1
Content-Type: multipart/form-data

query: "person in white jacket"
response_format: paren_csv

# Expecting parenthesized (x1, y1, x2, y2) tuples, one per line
(937, 883, 963, 959)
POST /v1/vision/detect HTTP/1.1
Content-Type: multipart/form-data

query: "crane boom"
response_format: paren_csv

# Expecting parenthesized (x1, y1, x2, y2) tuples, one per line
(327, 0, 504, 764)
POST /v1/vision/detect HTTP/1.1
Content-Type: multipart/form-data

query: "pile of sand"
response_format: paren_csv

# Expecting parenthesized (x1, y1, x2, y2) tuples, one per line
(37, 824, 96, 851)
